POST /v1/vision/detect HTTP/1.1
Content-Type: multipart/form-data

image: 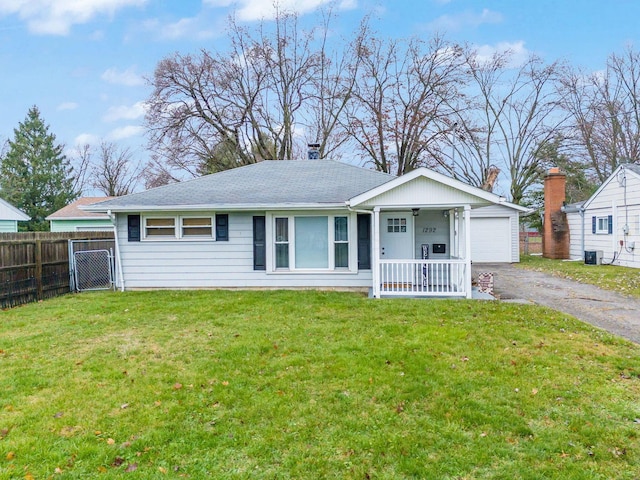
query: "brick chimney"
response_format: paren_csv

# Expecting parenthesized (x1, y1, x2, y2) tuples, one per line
(542, 167, 569, 259)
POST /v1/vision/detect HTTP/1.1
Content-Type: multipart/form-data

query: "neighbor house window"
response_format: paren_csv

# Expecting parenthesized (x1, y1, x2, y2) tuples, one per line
(272, 215, 350, 270)
(145, 217, 176, 237)
(181, 217, 213, 237)
(595, 215, 612, 234)
(275, 217, 289, 268)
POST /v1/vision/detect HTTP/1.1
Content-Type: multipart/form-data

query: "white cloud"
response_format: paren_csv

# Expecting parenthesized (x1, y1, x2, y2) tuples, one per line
(107, 125, 145, 141)
(204, 0, 353, 22)
(427, 8, 503, 33)
(474, 41, 530, 67)
(74, 133, 100, 146)
(101, 66, 145, 87)
(103, 101, 147, 122)
(57, 102, 78, 111)
(0, 0, 147, 35)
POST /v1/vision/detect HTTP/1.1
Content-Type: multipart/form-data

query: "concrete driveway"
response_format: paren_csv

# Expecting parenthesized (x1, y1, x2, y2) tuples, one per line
(472, 263, 640, 344)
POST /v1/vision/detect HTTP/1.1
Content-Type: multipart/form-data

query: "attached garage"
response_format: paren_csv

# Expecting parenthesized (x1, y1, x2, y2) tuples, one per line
(470, 205, 521, 263)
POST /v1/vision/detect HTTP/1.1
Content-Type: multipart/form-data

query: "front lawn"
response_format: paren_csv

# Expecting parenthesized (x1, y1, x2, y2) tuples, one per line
(1, 290, 640, 479)
(519, 255, 640, 298)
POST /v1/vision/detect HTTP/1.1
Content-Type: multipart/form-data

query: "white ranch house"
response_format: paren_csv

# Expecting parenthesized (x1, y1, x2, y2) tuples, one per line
(564, 163, 640, 268)
(85, 160, 527, 298)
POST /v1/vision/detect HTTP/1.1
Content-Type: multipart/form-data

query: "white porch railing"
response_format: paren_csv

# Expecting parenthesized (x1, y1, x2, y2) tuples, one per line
(379, 259, 467, 297)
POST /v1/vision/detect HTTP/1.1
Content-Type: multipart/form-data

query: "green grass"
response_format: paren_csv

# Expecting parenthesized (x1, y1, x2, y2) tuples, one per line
(519, 255, 640, 298)
(1, 290, 640, 479)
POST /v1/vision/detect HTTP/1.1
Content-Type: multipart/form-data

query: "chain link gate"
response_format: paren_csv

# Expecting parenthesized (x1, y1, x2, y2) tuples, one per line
(69, 239, 116, 292)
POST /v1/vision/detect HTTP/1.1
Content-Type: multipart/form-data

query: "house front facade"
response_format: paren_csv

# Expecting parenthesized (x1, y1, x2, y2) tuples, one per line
(565, 163, 640, 268)
(85, 160, 527, 298)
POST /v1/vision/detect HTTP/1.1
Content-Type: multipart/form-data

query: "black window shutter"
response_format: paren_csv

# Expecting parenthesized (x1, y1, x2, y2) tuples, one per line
(216, 214, 229, 241)
(253, 216, 266, 270)
(592, 216, 596, 234)
(128, 214, 141, 242)
(357, 214, 371, 270)
(608, 215, 613, 234)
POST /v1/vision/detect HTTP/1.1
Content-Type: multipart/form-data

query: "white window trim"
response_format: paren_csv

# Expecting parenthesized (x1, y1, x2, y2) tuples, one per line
(266, 212, 357, 274)
(595, 215, 610, 235)
(180, 215, 215, 239)
(142, 214, 216, 241)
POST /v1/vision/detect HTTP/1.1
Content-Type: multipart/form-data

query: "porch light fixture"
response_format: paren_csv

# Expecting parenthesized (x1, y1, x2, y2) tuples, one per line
(412, 208, 420, 216)
(443, 210, 449, 217)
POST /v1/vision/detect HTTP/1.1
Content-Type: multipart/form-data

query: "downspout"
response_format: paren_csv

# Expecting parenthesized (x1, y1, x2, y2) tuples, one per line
(108, 210, 125, 292)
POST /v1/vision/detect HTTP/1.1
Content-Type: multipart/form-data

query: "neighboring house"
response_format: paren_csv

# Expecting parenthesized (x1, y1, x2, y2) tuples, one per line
(0, 197, 29, 232)
(47, 197, 115, 232)
(85, 160, 527, 298)
(564, 163, 640, 268)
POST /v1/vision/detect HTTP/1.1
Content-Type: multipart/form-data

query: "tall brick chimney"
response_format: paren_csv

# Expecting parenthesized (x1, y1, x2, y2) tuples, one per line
(542, 167, 569, 259)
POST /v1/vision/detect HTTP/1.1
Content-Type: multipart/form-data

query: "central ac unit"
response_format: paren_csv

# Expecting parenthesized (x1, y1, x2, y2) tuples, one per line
(584, 250, 603, 265)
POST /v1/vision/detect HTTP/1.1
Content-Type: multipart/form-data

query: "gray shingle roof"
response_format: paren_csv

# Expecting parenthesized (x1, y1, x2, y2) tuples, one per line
(625, 163, 640, 176)
(88, 160, 395, 211)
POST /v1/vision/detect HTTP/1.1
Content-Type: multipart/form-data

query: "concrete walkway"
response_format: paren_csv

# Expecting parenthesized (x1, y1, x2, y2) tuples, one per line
(472, 263, 640, 344)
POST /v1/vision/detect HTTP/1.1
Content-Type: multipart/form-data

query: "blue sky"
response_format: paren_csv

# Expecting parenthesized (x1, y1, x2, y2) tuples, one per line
(1, 0, 639, 174)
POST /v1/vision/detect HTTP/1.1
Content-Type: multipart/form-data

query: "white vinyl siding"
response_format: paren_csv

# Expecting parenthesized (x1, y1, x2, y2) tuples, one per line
(115, 211, 371, 289)
(573, 168, 640, 268)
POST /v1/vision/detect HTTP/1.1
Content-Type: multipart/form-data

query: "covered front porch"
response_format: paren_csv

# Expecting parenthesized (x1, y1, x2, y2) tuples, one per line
(346, 168, 515, 299)
(371, 205, 472, 298)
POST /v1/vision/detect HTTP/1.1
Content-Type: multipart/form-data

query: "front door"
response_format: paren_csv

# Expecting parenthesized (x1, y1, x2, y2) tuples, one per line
(380, 212, 413, 259)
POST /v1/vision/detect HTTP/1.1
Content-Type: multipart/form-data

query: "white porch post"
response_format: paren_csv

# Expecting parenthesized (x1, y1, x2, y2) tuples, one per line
(372, 207, 381, 298)
(464, 205, 472, 298)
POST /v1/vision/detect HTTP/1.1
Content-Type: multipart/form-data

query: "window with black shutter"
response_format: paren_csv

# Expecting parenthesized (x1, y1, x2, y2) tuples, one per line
(357, 214, 371, 270)
(128, 214, 141, 242)
(253, 216, 266, 270)
(216, 214, 229, 241)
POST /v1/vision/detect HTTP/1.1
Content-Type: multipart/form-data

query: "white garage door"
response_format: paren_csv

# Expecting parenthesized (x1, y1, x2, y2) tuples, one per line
(471, 217, 511, 263)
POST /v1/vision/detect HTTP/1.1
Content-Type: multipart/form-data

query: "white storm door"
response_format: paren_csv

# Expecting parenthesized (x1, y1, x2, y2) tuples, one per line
(380, 213, 413, 259)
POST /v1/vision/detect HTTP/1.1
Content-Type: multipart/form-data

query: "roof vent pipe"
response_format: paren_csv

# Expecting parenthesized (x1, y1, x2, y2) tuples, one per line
(307, 143, 320, 160)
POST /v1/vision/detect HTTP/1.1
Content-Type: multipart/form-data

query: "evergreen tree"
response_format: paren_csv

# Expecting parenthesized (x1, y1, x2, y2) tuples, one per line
(0, 106, 78, 231)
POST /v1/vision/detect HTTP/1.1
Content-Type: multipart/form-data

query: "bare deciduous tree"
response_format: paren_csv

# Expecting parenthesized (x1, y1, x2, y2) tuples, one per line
(345, 35, 464, 176)
(90, 142, 141, 196)
(559, 46, 640, 183)
(145, 9, 365, 184)
(441, 50, 567, 203)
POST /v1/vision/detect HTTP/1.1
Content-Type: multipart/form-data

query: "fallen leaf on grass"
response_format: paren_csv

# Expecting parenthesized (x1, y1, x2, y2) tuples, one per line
(121, 403, 129, 409)
(173, 383, 182, 390)
(112, 457, 125, 467)
(53, 412, 64, 418)
(6, 451, 15, 460)
(25, 473, 34, 480)
(107, 438, 116, 445)
(125, 463, 138, 472)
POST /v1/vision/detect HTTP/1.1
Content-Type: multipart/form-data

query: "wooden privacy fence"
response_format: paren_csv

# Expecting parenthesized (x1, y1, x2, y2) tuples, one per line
(0, 231, 115, 309)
